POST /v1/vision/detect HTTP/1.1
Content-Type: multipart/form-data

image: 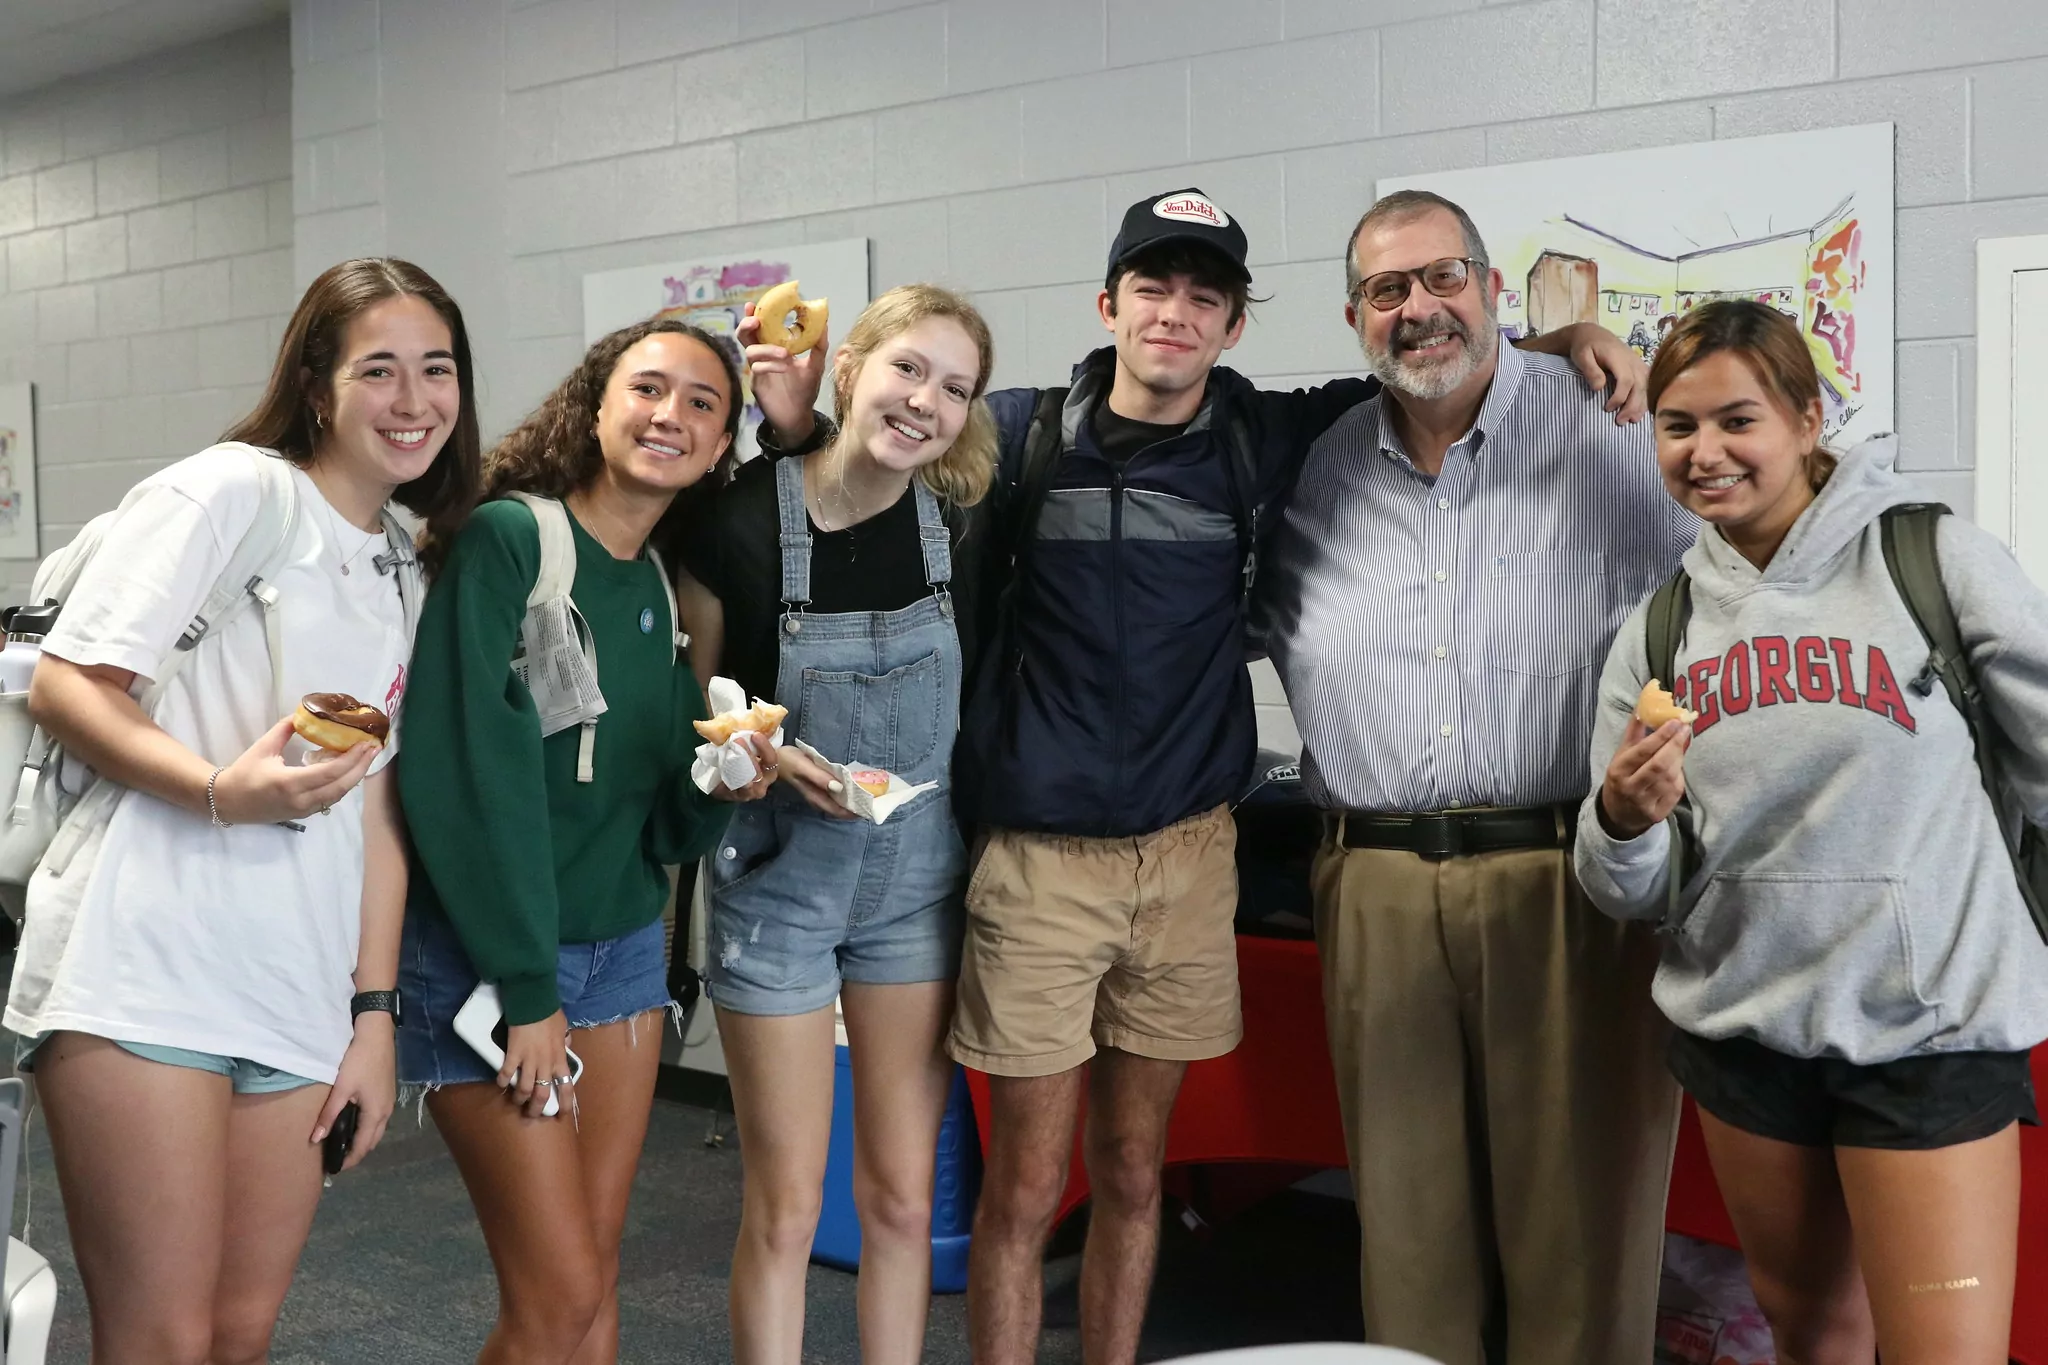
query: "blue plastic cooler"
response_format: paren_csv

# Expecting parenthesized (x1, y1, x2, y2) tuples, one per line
(811, 1044, 981, 1292)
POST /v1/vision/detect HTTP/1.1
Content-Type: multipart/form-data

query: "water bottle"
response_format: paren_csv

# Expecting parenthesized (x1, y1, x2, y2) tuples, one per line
(0, 604, 58, 695)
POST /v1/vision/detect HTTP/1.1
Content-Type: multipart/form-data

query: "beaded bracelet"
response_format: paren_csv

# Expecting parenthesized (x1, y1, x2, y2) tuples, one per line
(206, 768, 231, 829)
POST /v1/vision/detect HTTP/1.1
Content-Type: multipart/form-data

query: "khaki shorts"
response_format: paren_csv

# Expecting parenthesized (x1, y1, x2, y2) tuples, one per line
(947, 804, 1243, 1077)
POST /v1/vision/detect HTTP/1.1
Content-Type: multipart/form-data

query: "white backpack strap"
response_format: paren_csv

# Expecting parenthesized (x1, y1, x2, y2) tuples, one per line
(505, 493, 601, 783)
(143, 448, 301, 719)
(643, 545, 688, 654)
(39, 449, 300, 879)
(505, 492, 577, 609)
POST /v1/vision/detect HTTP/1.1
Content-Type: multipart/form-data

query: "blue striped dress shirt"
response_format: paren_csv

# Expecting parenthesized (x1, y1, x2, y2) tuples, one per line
(1262, 336, 1699, 812)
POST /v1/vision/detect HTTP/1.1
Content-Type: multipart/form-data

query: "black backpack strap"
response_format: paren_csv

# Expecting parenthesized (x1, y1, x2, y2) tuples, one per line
(1641, 567, 1699, 927)
(1643, 569, 1692, 698)
(1219, 403, 1260, 612)
(1880, 504, 2048, 943)
(986, 387, 1070, 672)
(1007, 386, 1070, 554)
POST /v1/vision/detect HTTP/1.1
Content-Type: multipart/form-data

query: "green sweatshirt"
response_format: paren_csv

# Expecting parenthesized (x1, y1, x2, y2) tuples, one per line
(400, 498, 729, 1025)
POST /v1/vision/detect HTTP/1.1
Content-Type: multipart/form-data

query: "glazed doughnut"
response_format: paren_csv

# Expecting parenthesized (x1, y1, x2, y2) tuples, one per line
(693, 700, 789, 745)
(1635, 679, 1698, 728)
(292, 692, 390, 752)
(850, 769, 891, 798)
(754, 281, 828, 356)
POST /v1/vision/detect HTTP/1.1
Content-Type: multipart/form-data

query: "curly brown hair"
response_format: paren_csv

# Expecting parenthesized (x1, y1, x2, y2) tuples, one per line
(419, 318, 743, 572)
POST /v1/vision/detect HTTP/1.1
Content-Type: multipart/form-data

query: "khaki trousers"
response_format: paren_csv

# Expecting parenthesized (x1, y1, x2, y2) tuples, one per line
(1311, 837, 1679, 1365)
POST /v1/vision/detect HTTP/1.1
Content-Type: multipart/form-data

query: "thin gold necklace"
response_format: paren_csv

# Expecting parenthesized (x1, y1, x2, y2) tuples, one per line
(807, 447, 870, 534)
(314, 485, 379, 576)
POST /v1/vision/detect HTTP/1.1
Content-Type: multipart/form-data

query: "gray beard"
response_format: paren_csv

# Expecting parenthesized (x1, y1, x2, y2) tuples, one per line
(1360, 314, 1497, 401)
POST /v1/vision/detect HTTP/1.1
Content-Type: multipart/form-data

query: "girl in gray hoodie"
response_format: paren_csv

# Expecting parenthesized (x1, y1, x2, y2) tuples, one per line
(1577, 301, 2048, 1365)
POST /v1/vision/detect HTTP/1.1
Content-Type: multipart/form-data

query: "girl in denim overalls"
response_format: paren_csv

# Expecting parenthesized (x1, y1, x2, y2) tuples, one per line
(675, 285, 998, 1364)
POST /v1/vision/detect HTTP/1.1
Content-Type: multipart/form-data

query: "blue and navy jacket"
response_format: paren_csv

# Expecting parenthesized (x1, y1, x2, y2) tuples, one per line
(955, 348, 1375, 838)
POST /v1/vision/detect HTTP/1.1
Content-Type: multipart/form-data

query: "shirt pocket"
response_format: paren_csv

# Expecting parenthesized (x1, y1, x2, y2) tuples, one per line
(1674, 871, 1939, 1044)
(1485, 551, 1612, 678)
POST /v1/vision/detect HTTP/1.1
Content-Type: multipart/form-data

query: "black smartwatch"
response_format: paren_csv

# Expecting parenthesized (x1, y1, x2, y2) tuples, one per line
(350, 989, 402, 1024)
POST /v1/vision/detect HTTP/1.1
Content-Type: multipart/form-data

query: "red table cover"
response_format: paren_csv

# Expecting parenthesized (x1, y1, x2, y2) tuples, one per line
(963, 933, 2048, 1362)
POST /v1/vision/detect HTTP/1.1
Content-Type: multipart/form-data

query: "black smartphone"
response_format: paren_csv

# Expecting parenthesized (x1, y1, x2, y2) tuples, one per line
(322, 1100, 360, 1176)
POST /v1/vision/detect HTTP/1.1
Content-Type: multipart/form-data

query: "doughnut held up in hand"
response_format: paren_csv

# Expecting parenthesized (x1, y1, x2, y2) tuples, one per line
(1634, 679, 1698, 728)
(754, 280, 828, 356)
(291, 692, 390, 752)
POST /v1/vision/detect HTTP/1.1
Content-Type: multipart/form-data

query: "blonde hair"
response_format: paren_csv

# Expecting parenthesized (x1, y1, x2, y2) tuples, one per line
(830, 284, 997, 507)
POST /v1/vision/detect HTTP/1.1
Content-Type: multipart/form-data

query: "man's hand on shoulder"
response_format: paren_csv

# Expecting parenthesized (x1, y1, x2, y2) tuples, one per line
(1514, 323, 1649, 426)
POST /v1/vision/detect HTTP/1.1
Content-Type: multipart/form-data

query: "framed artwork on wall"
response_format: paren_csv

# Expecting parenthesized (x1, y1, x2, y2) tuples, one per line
(0, 384, 38, 562)
(582, 238, 873, 463)
(1382, 123, 1896, 450)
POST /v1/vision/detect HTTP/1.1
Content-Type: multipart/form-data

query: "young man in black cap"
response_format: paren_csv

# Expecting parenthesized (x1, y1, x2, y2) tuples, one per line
(751, 188, 1642, 1365)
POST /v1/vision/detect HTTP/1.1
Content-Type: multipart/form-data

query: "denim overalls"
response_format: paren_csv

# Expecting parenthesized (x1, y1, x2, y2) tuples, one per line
(705, 456, 968, 1015)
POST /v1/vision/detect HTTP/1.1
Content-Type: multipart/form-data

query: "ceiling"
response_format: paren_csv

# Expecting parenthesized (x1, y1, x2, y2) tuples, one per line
(0, 0, 288, 102)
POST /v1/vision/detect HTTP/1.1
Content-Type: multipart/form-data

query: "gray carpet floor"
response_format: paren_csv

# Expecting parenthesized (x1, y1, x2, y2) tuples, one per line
(5, 1034, 1363, 1363)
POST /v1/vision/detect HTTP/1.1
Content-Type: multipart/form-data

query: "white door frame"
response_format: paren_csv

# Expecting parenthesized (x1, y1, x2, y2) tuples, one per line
(1975, 234, 2048, 566)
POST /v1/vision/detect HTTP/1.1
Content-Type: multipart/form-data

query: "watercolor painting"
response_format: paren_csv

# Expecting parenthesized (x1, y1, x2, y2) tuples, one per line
(1381, 123, 1895, 445)
(0, 384, 38, 562)
(583, 240, 871, 460)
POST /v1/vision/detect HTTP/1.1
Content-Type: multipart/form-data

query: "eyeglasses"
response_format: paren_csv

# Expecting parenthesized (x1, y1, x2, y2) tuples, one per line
(1353, 257, 1483, 311)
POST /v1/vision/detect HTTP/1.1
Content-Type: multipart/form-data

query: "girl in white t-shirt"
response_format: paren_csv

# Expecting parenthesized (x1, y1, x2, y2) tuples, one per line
(3, 258, 485, 1363)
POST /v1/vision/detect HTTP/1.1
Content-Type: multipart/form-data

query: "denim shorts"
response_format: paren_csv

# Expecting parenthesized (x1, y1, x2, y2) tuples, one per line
(707, 792, 966, 1017)
(14, 1033, 318, 1094)
(395, 908, 673, 1087)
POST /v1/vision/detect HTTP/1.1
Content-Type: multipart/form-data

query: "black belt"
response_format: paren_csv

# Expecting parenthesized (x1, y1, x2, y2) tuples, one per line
(1327, 805, 1570, 861)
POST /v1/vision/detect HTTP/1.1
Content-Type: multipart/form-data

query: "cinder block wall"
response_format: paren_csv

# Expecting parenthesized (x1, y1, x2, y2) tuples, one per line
(287, 0, 2048, 755)
(0, 23, 296, 602)
(10, 3, 2045, 756)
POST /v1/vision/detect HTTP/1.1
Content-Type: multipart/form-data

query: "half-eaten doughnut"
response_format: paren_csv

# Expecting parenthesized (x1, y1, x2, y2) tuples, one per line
(1634, 679, 1698, 728)
(693, 699, 789, 745)
(754, 280, 828, 356)
(292, 692, 390, 752)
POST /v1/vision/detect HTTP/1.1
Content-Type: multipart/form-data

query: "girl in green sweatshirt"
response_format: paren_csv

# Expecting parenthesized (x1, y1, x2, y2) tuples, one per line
(396, 318, 774, 1364)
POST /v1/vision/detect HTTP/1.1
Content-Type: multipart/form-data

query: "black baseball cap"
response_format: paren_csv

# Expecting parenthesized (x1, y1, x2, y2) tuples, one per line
(1106, 188, 1252, 286)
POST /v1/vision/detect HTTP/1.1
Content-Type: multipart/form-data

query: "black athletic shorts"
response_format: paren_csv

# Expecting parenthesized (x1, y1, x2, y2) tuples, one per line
(1668, 1028, 2040, 1151)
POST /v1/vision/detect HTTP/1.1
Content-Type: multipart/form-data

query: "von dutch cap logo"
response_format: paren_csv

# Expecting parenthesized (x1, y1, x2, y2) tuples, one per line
(1153, 192, 1229, 228)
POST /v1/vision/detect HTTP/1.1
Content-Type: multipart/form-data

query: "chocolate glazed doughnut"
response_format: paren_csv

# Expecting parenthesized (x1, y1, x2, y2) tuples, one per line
(292, 692, 391, 752)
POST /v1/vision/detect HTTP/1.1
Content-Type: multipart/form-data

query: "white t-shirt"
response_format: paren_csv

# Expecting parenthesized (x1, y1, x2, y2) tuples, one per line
(3, 446, 413, 1083)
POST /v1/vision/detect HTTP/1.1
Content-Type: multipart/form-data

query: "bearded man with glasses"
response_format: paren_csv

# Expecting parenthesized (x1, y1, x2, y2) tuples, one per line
(1257, 189, 1699, 1365)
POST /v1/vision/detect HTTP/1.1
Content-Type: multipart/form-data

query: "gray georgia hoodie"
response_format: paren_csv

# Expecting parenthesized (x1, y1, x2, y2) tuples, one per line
(1574, 435, 2048, 1063)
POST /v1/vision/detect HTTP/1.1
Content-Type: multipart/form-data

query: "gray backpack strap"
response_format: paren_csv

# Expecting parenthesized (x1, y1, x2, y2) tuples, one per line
(1881, 503, 2048, 944)
(374, 506, 424, 643)
(46, 448, 301, 877)
(1641, 568, 1698, 929)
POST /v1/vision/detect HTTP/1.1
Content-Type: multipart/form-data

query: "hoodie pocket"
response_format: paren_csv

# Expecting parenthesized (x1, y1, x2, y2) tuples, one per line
(1485, 551, 1611, 677)
(1674, 871, 1940, 1041)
